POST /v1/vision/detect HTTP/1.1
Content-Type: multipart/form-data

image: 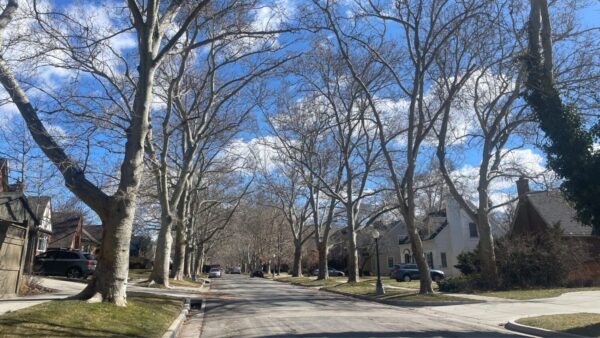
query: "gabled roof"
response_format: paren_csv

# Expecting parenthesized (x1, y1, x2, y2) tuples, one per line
(0, 192, 39, 225)
(52, 212, 82, 232)
(82, 225, 103, 244)
(525, 190, 591, 236)
(27, 196, 51, 221)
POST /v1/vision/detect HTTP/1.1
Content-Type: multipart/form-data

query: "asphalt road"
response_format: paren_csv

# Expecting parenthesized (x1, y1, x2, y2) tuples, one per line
(200, 275, 526, 338)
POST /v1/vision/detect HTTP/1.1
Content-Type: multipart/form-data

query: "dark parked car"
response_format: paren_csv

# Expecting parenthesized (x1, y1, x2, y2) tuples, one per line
(34, 249, 97, 279)
(391, 263, 444, 282)
(250, 270, 264, 278)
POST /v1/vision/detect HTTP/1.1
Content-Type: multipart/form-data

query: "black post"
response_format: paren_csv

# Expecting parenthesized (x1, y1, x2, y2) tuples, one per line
(375, 237, 385, 295)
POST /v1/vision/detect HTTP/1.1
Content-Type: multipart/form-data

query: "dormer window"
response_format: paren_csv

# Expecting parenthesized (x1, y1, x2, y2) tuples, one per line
(469, 222, 478, 238)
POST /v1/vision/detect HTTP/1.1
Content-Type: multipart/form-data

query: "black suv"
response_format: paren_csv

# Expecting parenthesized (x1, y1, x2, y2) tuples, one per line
(34, 249, 97, 279)
(392, 263, 445, 282)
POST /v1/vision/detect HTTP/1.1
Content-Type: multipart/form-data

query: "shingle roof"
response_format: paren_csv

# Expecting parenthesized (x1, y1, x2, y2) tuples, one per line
(27, 196, 51, 220)
(527, 190, 592, 236)
(49, 212, 82, 247)
(82, 224, 102, 244)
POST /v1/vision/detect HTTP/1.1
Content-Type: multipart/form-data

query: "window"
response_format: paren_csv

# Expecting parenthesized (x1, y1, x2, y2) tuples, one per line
(426, 252, 434, 268)
(403, 249, 412, 263)
(441, 253, 447, 268)
(469, 222, 479, 238)
(387, 256, 394, 268)
(37, 237, 47, 252)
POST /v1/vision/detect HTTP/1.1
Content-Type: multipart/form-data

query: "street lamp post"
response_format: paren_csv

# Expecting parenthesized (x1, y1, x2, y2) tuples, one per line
(373, 230, 385, 295)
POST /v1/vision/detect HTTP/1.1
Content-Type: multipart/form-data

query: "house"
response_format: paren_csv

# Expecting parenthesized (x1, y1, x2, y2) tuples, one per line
(364, 221, 404, 276)
(398, 196, 506, 277)
(48, 212, 84, 250)
(511, 177, 600, 283)
(0, 160, 39, 296)
(82, 224, 102, 254)
(24, 196, 53, 273)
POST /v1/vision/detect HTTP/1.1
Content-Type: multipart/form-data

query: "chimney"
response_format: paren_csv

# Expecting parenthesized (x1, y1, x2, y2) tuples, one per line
(516, 177, 530, 197)
(0, 158, 8, 193)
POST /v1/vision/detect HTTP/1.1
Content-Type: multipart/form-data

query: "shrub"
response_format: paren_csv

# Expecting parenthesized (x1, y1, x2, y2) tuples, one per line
(455, 250, 481, 275)
(437, 275, 480, 293)
(495, 224, 581, 289)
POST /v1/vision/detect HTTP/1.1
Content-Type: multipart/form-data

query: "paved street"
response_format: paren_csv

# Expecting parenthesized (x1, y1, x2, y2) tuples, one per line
(200, 275, 524, 338)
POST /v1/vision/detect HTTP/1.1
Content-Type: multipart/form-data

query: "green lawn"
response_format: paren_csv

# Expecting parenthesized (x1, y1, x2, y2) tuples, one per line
(0, 294, 183, 337)
(517, 313, 600, 337)
(128, 269, 152, 280)
(322, 279, 471, 302)
(478, 287, 600, 300)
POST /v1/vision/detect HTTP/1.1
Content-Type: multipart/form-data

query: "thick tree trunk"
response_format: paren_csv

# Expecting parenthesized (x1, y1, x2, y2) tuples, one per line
(291, 241, 303, 277)
(477, 183, 499, 288)
(171, 223, 186, 280)
(317, 241, 329, 280)
(150, 212, 173, 287)
(73, 199, 134, 305)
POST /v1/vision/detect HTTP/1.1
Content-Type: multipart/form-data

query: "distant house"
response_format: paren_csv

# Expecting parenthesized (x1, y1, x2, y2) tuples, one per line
(24, 196, 53, 273)
(363, 221, 404, 276)
(398, 196, 506, 277)
(49, 212, 84, 250)
(82, 224, 102, 254)
(511, 178, 600, 283)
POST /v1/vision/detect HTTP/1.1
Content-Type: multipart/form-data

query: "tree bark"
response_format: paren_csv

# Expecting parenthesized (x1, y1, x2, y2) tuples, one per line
(291, 240, 303, 277)
(317, 241, 329, 280)
(150, 212, 173, 286)
(74, 199, 134, 305)
(346, 224, 359, 283)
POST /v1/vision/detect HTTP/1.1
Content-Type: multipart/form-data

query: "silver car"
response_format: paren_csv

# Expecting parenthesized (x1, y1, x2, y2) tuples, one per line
(208, 268, 222, 278)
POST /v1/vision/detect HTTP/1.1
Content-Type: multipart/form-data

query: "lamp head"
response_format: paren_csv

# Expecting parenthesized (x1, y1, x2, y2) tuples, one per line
(372, 229, 380, 239)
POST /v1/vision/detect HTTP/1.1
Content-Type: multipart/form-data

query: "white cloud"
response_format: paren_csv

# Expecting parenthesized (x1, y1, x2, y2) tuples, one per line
(451, 148, 555, 210)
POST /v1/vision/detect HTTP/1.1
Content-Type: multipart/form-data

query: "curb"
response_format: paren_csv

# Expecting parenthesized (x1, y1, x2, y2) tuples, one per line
(505, 320, 586, 338)
(162, 297, 191, 338)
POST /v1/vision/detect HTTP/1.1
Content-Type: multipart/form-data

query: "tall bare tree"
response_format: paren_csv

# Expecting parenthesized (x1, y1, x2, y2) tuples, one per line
(0, 0, 216, 305)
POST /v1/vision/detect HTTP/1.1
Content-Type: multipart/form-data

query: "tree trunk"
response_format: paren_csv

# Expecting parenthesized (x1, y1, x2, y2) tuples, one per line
(171, 223, 186, 280)
(347, 227, 359, 283)
(150, 212, 173, 287)
(404, 209, 433, 294)
(184, 244, 192, 278)
(194, 243, 205, 276)
(317, 241, 329, 280)
(291, 240, 303, 277)
(73, 200, 134, 306)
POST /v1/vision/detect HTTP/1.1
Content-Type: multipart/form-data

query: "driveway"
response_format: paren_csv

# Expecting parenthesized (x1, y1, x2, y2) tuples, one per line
(0, 277, 85, 315)
(200, 275, 525, 338)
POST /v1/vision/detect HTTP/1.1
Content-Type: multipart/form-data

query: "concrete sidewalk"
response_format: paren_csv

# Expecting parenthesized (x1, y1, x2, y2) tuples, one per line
(419, 291, 600, 328)
(0, 277, 206, 315)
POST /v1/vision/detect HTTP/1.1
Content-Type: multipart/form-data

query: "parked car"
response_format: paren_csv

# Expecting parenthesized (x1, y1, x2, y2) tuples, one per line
(313, 268, 345, 277)
(391, 264, 445, 282)
(232, 266, 242, 274)
(208, 268, 222, 278)
(33, 249, 96, 279)
(250, 270, 264, 278)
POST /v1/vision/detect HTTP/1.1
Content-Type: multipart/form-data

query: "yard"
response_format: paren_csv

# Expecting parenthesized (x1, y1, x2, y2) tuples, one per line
(277, 275, 471, 303)
(0, 294, 183, 337)
(517, 313, 600, 337)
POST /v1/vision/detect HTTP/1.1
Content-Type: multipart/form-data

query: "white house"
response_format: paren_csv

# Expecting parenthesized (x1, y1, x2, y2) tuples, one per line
(398, 196, 506, 276)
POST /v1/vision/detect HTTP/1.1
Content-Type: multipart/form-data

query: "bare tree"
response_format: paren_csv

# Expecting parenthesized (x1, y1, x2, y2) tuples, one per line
(315, 0, 488, 293)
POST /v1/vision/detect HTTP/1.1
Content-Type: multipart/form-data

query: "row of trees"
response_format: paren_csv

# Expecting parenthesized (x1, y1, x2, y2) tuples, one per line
(0, 0, 596, 305)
